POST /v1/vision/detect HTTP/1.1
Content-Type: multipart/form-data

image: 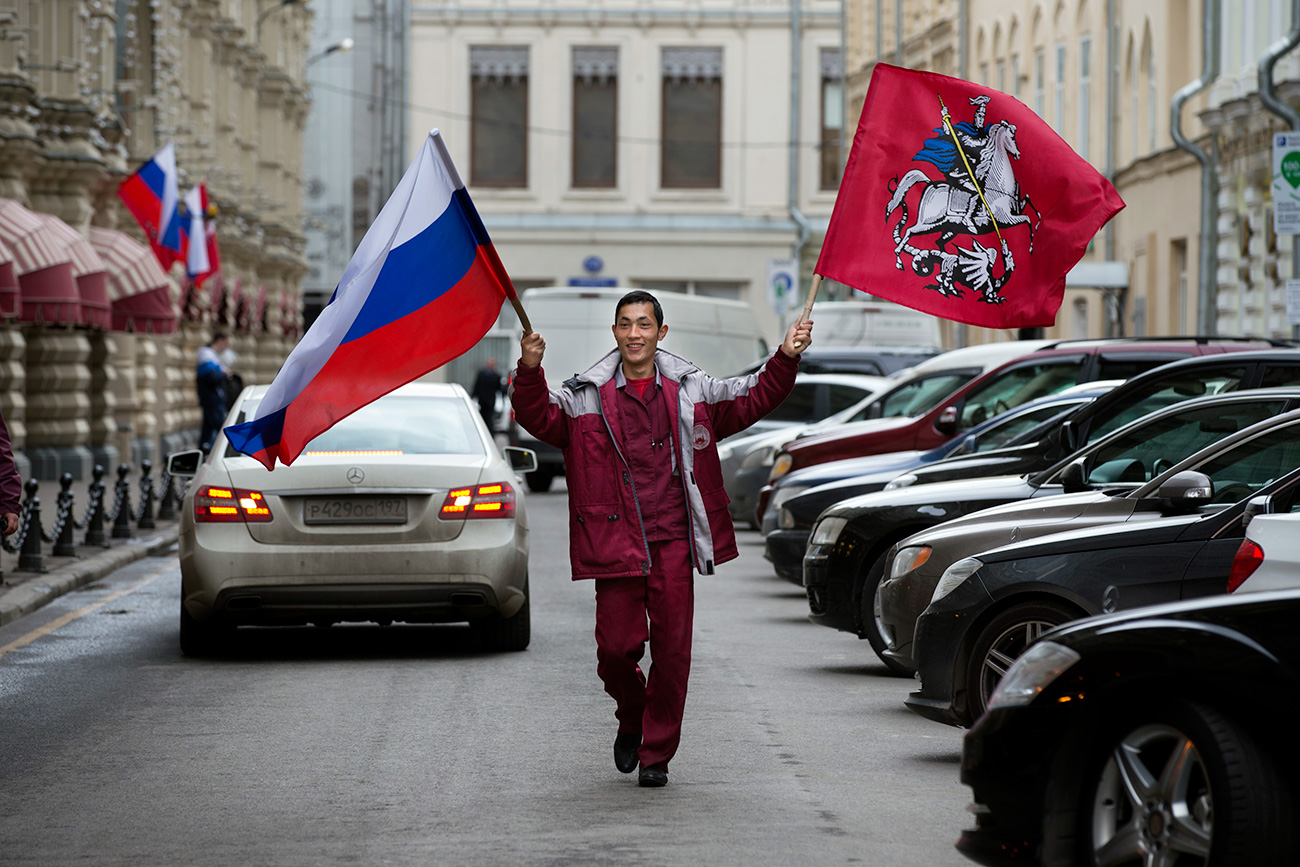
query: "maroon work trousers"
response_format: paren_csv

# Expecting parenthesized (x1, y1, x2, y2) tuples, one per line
(593, 537, 695, 770)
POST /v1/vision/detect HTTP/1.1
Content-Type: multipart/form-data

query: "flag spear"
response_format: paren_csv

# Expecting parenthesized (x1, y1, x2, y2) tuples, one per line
(937, 93, 1005, 252)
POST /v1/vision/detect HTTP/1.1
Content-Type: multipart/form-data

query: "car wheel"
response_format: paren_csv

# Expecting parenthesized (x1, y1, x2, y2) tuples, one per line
(525, 469, 553, 493)
(179, 601, 229, 657)
(858, 550, 913, 678)
(1066, 701, 1297, 867)
(476, 578, 531, 652)
(965, 600, 1075, 721)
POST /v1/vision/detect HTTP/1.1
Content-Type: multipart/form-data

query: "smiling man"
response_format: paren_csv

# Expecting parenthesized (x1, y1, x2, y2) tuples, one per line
(510, 289, 812, 787)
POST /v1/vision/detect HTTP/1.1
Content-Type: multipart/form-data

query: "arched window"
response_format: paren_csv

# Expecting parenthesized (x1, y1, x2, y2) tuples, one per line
(1143, 26, 1155, 152)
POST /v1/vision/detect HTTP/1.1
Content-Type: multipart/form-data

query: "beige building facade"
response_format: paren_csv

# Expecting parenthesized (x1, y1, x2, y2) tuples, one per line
(407, 0, 845, 351)
(0, 0, 309, 480)
(840, 0, 1291, 347)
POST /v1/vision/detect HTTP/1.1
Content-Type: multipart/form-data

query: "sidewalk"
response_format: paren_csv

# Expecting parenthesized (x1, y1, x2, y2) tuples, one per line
(0, 472, 180, 627)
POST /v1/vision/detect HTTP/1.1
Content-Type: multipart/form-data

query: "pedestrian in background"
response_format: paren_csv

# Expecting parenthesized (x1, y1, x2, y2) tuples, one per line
(196, 332, 231, 453)
(510, 289, 812, 788)
(472, 356, 505, 433)
(0, 406, 20, 537)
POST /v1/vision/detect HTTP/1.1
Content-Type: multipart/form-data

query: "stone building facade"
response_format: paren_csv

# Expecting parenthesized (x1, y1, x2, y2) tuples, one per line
(842, 0, 1294, 347)
(0, 0, 309, 480)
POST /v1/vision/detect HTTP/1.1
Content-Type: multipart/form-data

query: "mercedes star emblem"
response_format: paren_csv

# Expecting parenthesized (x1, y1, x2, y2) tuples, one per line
(346, 467, 365, 485)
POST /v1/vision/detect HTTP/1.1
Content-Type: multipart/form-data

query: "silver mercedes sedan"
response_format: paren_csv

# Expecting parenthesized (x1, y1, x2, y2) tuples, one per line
(169, 382, 536, 656)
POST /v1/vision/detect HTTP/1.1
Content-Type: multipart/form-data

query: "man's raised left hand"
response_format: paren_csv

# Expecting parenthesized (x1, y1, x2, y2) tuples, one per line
(781, 319, 814, 357)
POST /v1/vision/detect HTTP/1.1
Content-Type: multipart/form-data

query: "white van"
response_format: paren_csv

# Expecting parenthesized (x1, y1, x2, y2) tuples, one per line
(507, 287, 770, 490)
(808, 299, 942, 350)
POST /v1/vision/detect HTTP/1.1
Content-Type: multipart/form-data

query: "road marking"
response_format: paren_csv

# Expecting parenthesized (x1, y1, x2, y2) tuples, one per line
(0, 561, 174, 661)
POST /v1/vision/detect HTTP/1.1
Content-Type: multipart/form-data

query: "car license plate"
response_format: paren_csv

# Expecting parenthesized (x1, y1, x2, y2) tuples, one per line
(303, 497, 408, 525)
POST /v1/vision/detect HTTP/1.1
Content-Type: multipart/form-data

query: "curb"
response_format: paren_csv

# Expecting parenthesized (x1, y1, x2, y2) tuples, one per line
(0, 528, 180, 627)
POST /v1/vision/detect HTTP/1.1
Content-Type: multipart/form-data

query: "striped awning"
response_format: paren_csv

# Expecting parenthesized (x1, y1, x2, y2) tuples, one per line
(0, 198, 81, 326)
(0, 237, 19, 319)
(40, 216, 111, 329)
(89, 227, 179, 335)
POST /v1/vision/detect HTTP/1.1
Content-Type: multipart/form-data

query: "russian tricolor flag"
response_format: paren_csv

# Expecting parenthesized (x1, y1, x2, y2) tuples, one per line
(225, 129, 517, 470)
(117, 142, 187, 270)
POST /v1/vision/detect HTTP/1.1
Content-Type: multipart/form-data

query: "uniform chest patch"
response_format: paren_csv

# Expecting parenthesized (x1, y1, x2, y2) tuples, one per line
(692, 424, 711, 450)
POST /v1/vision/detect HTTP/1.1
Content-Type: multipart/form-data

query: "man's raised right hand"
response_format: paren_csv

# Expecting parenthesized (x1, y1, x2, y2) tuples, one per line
(520, 332, 545, 368)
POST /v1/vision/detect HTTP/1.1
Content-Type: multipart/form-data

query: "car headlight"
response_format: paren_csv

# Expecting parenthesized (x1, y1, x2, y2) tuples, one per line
(769, 484, 808, 516)
(890, 545, 932, 579)
(778, 507, 796, 530)
(986, 641, 1081, 710)
(740, 445, 775, 471)
(930, 557, 983, 604)
(810, 516, 848, 545)
(770, 452, 794, 481)
(885, 472, 918, 491)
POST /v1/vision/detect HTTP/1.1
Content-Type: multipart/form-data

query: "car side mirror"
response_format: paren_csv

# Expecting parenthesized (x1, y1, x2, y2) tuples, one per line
(1060, 457, 1089, 493)
(1241, 494, 1275, 529)
(166, 449, 203, 479)
(1153, 471, 1214, 512)
(1060, 419, 1079, 453)
(503, 446, 538, 475)
(952, 436, 977, 456)
(936, 405, 958, 435)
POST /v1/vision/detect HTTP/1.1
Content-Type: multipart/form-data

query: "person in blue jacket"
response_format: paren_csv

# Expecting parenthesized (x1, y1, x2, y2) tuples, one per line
(196, 332, 231, 453)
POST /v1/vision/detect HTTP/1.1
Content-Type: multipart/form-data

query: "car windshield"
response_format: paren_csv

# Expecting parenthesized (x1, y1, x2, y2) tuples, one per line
(1185, 421, 1300, 505)
(864, 372, 975, 420)
(974, 402, 1084, 451)
(227, 396, 485, 457)
(1086, 368, 1246, 442)
(1067, 401, 1287, 488)
(957, 360, 1083, 430)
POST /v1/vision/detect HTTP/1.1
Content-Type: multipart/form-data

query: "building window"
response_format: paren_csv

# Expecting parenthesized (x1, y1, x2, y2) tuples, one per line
(1147, 57, 1157, 152)
(471, 46, 529, 188)
(1011, 55, 1021, 98)
(661, 47, 723, 189)
(980, 62, 989, 85)
(1054, 43, 1065, 133)
(1034, 49, 1045, 116)
(1078, 36, 1091, 160)
(634, 279, 743, 300)
(572, 47, 618, 188)
(820, 48, 844, 191)
(997, 59, 1006, 92)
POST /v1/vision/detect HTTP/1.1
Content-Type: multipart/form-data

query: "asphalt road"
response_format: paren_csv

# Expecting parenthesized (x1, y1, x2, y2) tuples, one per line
(0, 483, 970, 866)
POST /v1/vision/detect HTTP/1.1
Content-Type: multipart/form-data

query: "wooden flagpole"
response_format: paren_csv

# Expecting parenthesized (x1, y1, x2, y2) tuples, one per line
(793, 273, 822, 352)
(509, 295, 533, 336)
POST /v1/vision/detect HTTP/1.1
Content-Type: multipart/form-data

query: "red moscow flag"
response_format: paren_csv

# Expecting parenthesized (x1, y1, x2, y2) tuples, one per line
(817, 64, 1125, 329)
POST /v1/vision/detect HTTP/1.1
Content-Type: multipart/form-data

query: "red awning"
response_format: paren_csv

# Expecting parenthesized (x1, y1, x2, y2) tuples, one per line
(88, 227, 179, 335)
(0, 198, 81, 326)
(41, 216, 111, 329)
(0, 238, 20, 319)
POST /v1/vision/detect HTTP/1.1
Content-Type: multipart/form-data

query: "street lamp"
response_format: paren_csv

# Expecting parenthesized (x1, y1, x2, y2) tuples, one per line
(306, 38, 354, 67)
(255, 0, 304, 42)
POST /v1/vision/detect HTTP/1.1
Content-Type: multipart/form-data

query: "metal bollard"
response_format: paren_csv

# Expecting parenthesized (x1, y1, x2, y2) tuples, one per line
(83, 464, 108, 548)
(136, 459, 156, 530)
(111, 463, 133, 540)
(52, 473, 77, 557)
(156, 468, 177, 521)
(16, 478, 46, 573)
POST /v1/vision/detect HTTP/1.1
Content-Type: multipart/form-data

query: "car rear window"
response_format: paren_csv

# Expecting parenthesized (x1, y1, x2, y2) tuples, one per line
(226, 396, 485, 457)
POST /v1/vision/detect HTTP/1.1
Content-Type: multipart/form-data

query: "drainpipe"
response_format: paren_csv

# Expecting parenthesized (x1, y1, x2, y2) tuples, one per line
(1105, 0, 1120, 336)
(1170, 0, 1221, 336)
(1258, 0, 1300, 340)
(790, 0, 814, 312)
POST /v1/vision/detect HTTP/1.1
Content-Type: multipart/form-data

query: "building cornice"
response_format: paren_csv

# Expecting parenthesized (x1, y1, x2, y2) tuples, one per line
(481, 212, 825, 234)
(412, 5, 841, 29)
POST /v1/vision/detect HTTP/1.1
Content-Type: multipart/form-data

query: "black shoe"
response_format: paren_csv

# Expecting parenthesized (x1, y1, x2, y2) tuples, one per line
(638, 764, 668, 787)
(614, 732, 641, 774)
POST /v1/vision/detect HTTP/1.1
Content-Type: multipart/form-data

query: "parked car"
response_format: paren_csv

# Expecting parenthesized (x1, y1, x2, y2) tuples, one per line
(732, 344, 939, 377)
(171, 382, 537, 656)
(881, 393, 1300, 675)
(906, 458, 1300, 728)
(762, 384, 1116, 583)
(1227, 508, 1300, 593)
(801, 350, 1300, 658)
(767, 339, 1291, 500)
(723, 339, 1058, 526)
(957, 590, 1300, 866)
(723, 372, 888, 441)
(884, 346, 1300, 491)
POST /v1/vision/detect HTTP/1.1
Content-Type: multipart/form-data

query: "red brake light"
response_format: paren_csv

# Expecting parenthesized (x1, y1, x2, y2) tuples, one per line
(440, 482, 516, 519)
(195, 486, 274, 523)
(1226, 538, 1264, 593)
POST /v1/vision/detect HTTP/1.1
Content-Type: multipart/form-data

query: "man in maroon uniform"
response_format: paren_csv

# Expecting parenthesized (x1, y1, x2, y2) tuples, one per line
(510, 290, 812, 787)
(0, 407, 20, 537)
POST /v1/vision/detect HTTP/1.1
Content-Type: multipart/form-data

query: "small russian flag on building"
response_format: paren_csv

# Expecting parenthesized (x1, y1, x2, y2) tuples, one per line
(224, 129, 518, 470)
(117, 142, 188, 270)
